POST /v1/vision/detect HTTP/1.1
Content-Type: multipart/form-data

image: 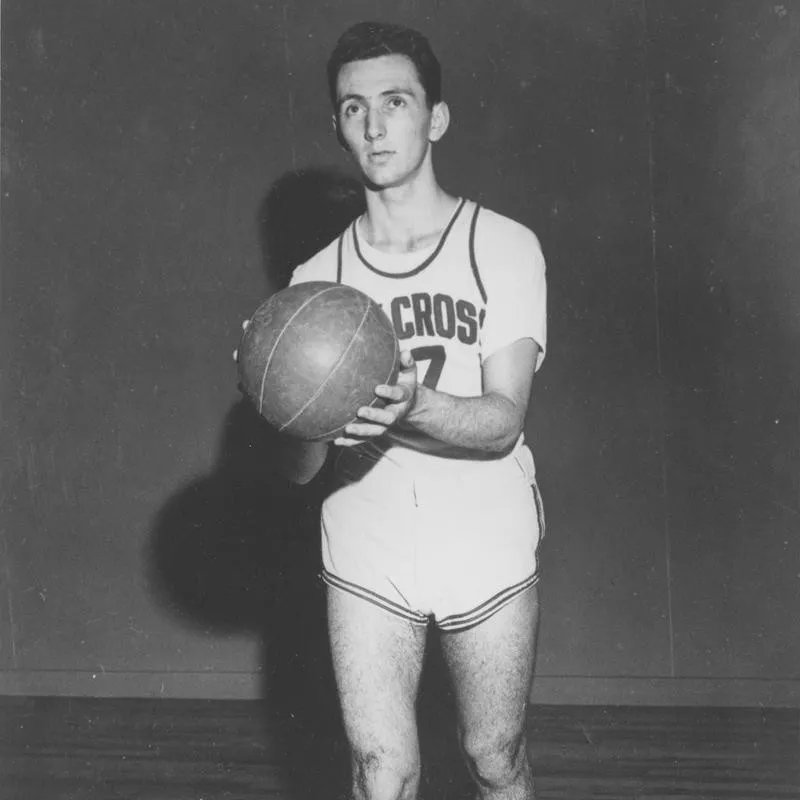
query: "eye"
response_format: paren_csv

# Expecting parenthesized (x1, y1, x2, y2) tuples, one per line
(342, 102, 363, 118)
(387, 95, 406, 109)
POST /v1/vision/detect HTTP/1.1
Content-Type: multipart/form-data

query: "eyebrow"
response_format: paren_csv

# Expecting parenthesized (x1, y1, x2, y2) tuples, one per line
(337, 87, 416, 107)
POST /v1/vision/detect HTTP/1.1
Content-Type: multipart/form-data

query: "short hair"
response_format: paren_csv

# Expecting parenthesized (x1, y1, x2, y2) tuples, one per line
(327, 21, 442, 110)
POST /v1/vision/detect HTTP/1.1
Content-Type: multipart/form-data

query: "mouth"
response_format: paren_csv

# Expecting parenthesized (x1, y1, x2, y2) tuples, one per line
(367, 151, 394, 164)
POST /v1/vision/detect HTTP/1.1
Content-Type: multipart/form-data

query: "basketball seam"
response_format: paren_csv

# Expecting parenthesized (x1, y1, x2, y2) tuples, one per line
(278, 298, 376, 434)
(257, 285, 343, 416)
(304, 337, 399, 441)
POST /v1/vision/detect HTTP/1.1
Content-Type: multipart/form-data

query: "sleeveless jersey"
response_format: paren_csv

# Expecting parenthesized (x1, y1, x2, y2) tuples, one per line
(290, 198, 547, 481)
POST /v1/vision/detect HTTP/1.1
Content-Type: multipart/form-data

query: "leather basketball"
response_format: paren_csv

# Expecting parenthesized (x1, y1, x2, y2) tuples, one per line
(237, 281, 400, 440)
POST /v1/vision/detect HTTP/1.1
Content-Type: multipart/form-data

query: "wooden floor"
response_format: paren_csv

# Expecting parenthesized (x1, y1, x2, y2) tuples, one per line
(0, 697, 798, 800)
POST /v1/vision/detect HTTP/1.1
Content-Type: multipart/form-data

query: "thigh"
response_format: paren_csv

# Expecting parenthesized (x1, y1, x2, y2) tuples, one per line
(327, 584, 428, 758)
(420, 465, 543, 630)
(439, 585, 539, 740)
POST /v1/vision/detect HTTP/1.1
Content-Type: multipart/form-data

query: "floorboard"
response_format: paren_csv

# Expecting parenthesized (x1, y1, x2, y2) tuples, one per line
(0, 698, 797, 799)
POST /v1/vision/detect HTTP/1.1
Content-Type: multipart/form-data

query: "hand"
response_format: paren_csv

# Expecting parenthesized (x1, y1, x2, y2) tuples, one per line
(334, 350, 418, 447)
(232, 319, 249, 363)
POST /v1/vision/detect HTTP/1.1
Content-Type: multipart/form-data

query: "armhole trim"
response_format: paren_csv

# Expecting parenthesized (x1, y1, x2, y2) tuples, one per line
(336, 230, 345, 283)
(469, 204, 488, 304)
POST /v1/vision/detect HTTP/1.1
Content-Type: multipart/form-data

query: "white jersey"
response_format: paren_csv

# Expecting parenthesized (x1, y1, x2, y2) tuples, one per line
(290, 198, 547, 482)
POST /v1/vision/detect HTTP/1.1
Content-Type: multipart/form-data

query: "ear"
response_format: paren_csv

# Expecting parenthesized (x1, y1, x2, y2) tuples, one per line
(429, 101, 450, 143)
(332, 113, 349, 151)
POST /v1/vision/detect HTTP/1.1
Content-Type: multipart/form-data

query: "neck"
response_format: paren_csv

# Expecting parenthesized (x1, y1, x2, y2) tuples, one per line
(361, 176, 458, 253)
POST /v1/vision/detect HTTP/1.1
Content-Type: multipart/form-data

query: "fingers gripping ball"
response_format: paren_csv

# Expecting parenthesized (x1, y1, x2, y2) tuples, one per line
(237, 281, 400, 441)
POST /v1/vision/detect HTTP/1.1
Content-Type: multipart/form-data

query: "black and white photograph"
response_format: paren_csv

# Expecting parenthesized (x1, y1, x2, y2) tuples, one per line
(0, 2, 798, 798)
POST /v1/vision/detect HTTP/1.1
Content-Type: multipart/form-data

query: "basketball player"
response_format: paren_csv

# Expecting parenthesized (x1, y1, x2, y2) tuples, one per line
(261, 22, 546, 800)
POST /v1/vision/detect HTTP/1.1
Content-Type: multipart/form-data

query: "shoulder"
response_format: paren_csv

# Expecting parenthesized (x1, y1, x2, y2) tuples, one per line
(289, 230, 346, 286)
(472, 204, 545, 272)
(475, 205, 542, 248)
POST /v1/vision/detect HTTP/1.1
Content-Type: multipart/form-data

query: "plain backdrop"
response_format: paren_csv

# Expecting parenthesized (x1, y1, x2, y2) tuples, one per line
(1, 0, 798, 706)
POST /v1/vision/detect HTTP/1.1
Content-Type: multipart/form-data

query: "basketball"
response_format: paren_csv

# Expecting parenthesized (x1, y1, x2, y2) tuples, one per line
(237, 281, 400, 441)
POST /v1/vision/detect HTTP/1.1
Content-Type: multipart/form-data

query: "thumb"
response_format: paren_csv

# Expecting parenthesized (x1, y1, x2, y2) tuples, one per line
(399, 349, 416, 371)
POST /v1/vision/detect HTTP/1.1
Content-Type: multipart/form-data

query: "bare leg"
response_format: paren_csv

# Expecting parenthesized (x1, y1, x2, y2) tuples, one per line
(327, 586, 428, 800)
(440, 585, 540, 800)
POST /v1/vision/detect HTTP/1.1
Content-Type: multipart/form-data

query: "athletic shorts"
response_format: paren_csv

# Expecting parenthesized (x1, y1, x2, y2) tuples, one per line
(319, 445, 545, 633)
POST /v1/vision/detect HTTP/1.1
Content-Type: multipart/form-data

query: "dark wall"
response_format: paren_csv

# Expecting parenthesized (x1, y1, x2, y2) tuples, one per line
(650, 0, 800, 687)
(0, 0, 797, 706)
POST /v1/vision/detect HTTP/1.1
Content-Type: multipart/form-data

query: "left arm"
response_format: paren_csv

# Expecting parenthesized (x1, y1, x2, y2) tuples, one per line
(337, 337, 539, 456)
(337, 215, 546, 456)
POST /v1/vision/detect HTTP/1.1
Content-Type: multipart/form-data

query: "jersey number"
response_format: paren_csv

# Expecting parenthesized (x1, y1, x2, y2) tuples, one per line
(411, 345, 446, 390)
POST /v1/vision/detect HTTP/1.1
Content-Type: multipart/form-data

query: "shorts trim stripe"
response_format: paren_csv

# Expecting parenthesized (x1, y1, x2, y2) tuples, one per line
(437, 572, 540, 633)
(532, 481, 546, 539)
(321, 570, 430, 626)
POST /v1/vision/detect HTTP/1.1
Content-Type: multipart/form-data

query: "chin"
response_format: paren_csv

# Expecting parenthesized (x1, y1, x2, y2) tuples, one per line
(361, 165, 419, 192)
(362, 172, 402, 192)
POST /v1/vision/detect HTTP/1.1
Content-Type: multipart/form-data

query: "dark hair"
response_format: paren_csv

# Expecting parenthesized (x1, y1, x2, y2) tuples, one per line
(327, 21, 441, 110)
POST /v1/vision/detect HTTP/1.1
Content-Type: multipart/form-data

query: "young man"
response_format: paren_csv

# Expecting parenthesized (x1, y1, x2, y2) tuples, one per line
(273, 21, 546, 800)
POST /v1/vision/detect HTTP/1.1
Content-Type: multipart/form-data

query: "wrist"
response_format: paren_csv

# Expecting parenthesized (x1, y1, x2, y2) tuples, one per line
(403, 383, 430, 428)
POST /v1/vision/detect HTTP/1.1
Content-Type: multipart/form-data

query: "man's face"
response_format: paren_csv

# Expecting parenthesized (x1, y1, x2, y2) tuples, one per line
(334, 53, 446, 189)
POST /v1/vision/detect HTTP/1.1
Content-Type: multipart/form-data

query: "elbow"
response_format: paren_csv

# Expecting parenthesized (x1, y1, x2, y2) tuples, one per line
(486, 396, 526, 455)
(289, 469, 318, 486)
(283, 459, 324, 486)
(485, 418, 524, 456)
(281, 440, 329, 486)
(493, 429, 523, 456)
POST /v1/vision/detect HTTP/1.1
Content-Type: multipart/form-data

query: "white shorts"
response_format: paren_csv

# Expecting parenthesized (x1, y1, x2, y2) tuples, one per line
(320, 445, 544, 632)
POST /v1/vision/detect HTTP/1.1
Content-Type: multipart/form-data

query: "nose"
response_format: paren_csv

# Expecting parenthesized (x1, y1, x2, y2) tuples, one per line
(365, 108, 385, 142)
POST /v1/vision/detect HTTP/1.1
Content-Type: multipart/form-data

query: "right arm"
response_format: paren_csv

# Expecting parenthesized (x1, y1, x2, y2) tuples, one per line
(234, 319, 330, 485)
(276, 436, 330, 485)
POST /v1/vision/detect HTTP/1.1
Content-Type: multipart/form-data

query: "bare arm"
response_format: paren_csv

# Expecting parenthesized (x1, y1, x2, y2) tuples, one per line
(234, 320, 330, 484)
(276, 436, 330, 485)
(339, 338, 539, 457)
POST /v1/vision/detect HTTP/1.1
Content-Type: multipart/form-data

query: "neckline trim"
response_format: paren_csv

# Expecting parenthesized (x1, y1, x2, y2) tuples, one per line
(352, 198, 467, 279)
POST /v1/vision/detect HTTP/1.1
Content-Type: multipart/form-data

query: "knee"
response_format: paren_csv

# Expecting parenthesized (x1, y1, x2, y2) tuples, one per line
(460, 729, 529, 790)
(351, 747, 420, 800)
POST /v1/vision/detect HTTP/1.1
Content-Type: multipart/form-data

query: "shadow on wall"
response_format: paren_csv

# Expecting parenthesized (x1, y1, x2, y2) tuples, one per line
(145, 165, 471, 797)
(146, 165, 479, 797)
(146, 167, 364, 799)
(258, 166, 366, 291)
